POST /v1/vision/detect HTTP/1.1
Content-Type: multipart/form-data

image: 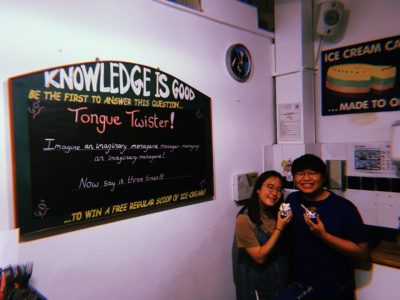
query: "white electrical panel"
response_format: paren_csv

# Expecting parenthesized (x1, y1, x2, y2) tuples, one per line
(232, 172, 258, 202)
(346, 142, 397, 177)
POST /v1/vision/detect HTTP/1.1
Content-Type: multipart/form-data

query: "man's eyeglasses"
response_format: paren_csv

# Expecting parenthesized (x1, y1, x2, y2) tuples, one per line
(262, 184, 284, 193)
(295, 170, 319, 178)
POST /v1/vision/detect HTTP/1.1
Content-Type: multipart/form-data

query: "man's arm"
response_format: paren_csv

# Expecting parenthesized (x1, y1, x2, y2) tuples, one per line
(304, 214, 370, 260)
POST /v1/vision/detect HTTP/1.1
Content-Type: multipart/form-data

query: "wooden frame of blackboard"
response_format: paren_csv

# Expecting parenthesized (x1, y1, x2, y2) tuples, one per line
(9, 60, 214, 241)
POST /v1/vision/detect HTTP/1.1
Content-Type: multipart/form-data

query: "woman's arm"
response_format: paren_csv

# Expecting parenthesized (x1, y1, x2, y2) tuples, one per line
(244, 212, 292, 264)
(245, 228, 283, 264)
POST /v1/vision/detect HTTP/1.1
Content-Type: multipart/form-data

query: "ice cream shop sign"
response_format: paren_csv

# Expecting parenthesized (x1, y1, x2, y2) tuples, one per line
(321, 35, 400, 116)
(9, 61, 214, 240)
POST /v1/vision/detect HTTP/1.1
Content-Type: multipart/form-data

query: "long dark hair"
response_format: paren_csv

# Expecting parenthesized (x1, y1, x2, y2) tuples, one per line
(246, 170, 284, 225)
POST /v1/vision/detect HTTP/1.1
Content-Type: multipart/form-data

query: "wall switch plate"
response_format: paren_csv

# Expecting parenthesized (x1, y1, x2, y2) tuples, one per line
(232, 172, 258, 201)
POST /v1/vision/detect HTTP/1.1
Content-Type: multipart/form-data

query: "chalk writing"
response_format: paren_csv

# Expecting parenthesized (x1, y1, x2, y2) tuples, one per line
(76, 173, 167, 192)
(42, 139, 200, 165)
(63, 188, 207, 224)
(66, 107, 175, 133)
(28, 100, 45, 118)
(43, 62, 198, 101)
(68, 106, 123, 134)
(33, 200, 50, 219)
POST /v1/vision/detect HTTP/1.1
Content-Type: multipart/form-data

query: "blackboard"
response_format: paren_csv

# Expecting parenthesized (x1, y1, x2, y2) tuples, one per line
(9, 61, 213, 240)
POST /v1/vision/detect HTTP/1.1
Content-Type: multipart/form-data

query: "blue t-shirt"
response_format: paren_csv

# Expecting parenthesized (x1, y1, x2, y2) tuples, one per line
(287, 191, 368, 299)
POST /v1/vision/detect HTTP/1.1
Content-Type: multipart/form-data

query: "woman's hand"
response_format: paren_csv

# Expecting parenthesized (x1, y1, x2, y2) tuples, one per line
(276, 211, 293, 231)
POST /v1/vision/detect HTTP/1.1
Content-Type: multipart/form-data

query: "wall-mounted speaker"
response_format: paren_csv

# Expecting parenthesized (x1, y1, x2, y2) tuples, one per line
(316, 1, 346, 38)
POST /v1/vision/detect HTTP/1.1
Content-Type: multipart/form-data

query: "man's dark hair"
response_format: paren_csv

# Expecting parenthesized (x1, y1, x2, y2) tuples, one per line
(291, 154, 327, 177)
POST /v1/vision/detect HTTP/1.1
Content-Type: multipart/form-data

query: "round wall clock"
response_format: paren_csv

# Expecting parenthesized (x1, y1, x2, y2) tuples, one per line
(226, 44, 252, 82)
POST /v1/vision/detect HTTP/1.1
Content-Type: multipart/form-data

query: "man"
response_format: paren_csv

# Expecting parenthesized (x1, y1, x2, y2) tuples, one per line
(286, 154, 369, 300)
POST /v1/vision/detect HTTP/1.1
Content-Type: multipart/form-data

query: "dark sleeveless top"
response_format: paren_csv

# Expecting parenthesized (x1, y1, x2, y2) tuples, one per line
(234, 209, 290, 300)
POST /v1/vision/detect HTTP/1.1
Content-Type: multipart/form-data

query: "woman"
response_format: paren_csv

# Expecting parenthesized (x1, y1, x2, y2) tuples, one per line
(234, 170, 293, 300)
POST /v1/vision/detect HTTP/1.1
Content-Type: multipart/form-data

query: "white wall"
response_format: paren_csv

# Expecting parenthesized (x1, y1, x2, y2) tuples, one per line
(356, 264, 400, 300)
(0, 1, 275, 299)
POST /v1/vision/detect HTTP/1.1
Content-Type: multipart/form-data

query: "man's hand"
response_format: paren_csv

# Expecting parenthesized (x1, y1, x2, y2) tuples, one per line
(303, 214, 326, 238)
